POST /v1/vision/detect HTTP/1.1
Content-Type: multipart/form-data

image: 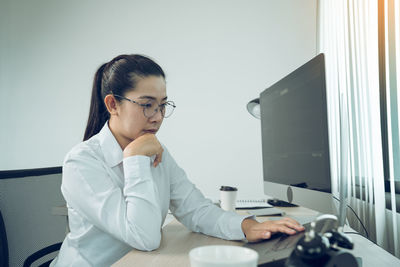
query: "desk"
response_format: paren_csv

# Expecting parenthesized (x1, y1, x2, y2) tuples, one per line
(112, 206, 399, 267)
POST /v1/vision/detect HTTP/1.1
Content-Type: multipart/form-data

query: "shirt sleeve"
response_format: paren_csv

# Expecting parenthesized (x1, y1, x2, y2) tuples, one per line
(61, 149, 162, 251)
(165, 149, 251, 240)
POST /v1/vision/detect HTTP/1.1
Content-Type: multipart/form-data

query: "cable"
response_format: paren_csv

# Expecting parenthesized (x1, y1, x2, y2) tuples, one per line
(332, 195, 369, 239)
(344, 202, 369, 239)
(344, 232, 377, 246)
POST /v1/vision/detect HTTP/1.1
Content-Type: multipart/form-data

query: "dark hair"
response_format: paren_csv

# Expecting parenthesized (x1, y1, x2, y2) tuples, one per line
(83, 54, 165, 141)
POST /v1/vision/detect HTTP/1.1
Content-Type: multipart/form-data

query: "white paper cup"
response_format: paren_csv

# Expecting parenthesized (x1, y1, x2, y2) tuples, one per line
(189, 245, 258, 267)
(220, 186, 237, 211)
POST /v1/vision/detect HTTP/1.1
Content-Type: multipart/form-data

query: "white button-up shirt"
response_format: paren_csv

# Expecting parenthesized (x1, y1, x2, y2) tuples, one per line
(51, 122, 249, 267)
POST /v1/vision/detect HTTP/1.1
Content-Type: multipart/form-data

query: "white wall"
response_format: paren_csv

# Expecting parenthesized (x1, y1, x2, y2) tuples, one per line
(0, 0, 317, 199)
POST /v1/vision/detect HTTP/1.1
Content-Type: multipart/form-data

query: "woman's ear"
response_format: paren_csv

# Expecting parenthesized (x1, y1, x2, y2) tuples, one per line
(104, 94, 119, 115)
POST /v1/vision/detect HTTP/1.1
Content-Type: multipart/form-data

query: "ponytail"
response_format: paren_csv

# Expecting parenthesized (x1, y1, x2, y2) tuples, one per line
(83, 63, 109, 141)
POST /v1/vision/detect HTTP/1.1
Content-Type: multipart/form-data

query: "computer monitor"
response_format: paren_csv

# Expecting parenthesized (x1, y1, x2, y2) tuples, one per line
(260, 53, 336, 215)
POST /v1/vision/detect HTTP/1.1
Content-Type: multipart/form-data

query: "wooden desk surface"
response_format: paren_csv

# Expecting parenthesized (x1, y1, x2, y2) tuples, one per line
(113, 219, 241, 267)
(112, 207, 400, 267)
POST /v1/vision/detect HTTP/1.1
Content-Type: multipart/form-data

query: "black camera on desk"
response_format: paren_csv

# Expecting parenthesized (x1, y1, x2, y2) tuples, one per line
(285, 215, 359, 267)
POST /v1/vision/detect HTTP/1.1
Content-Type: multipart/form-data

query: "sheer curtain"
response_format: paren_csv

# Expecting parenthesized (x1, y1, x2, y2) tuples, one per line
(318, 0, 399, 257)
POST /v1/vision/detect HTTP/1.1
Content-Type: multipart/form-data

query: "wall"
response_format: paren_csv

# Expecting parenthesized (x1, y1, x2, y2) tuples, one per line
(0, 0, 317, 199)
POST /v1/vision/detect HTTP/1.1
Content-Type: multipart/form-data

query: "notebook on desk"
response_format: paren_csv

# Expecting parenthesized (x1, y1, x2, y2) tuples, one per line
(247, 207, 285, 216)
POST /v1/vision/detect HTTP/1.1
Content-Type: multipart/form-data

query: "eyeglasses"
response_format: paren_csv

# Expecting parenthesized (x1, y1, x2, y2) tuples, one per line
(113, 94, 176, 118)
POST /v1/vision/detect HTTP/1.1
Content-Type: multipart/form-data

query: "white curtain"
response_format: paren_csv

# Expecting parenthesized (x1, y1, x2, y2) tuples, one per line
(318, 0, 399, 257)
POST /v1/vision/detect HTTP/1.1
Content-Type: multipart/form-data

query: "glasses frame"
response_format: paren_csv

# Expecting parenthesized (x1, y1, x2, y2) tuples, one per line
(113, 94, 176, 118)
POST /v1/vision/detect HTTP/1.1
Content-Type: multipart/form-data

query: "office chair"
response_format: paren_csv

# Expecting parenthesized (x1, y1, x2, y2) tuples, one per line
(1, 207, 63, 267)
(0, 209, 9, 267)
(0, 168, 67, 267)
(23, 242, 62, 267)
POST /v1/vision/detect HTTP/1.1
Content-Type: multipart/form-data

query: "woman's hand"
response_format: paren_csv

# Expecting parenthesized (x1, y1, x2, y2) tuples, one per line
(123, 134, 164, 167)
(241, 217, 305, 242)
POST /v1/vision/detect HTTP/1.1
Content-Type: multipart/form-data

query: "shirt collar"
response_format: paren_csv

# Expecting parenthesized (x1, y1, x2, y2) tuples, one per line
(97, 121, 123, 168)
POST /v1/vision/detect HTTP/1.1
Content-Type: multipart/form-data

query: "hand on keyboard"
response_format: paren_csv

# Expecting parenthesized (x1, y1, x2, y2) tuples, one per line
(241, 217, 305, 242)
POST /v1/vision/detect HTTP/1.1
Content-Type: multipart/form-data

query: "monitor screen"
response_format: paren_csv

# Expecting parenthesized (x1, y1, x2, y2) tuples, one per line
(260, 54, 333, 213)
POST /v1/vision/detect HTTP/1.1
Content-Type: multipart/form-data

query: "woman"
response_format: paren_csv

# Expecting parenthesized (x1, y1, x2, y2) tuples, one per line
(51, 54, 304, 266)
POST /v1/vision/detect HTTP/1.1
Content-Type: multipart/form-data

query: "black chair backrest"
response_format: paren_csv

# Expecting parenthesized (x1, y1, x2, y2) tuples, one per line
(0, 167, 66, 267)
(0, 209, 9, 267)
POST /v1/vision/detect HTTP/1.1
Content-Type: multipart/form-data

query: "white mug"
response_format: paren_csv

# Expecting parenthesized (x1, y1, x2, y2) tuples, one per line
(219, 186, 238, 211)
(189, 245, 258, 267)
